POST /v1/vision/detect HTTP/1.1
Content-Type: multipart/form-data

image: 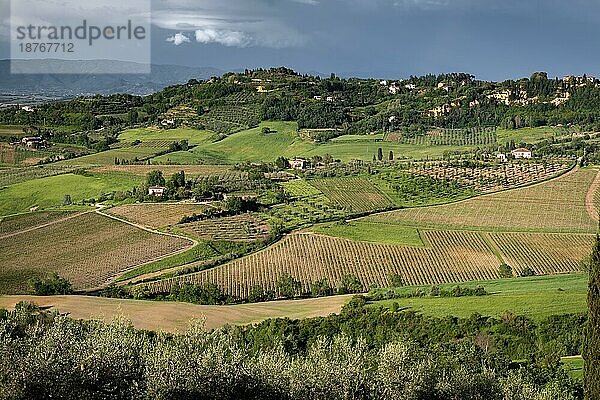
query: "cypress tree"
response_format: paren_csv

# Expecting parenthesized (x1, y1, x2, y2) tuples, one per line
(584, 233, 600, 399)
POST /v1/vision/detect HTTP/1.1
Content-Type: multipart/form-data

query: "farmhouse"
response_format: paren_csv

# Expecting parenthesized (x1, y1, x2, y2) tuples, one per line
(496, 153, 507, 163)
(21, 136, 44, 148)
(289, 158, 308, 170)
(511, 148, 532, 159)
(148, 186, 166, 197)
(388, 83, 401, 94)
(160, 119, 175, 128)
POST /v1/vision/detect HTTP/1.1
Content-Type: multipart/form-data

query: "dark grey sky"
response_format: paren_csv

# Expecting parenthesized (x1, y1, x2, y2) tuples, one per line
(2, 0, 599, 80)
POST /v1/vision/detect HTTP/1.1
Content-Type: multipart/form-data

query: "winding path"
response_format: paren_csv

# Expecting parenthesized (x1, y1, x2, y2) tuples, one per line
(95, 208, 198, 286)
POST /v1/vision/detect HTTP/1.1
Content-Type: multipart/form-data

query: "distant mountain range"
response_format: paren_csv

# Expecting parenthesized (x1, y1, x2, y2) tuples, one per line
(0, 60, 225, 98)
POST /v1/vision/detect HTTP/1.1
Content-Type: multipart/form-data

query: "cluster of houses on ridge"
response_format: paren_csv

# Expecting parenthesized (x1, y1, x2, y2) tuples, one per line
(20, 136, 46, 149)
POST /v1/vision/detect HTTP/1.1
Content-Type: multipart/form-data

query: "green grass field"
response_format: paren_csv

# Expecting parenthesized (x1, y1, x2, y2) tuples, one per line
(151, 151, 207, 164)
(562, 356, 584, 380)
(57, 144, 169, 165)
(311, 221, 424, 246)
(0, 172, 142, 216)
(194, 121, 313, 163)
(370, 273, 587, 321)
(147, 121, 482, 164)
(116, 241, 220, 282)
(151, 121, 313, 164)
(119, 127, 215, 146)
(495, 126, 573, 144)
(95, 123, 569, 167)
(330, 134, 385, 142)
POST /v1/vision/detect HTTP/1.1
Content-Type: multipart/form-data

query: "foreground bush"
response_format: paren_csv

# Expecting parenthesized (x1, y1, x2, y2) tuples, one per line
(0, 303, 582, 400)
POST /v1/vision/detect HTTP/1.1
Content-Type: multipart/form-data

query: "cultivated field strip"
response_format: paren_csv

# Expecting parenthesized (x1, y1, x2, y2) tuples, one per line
(490, 232, 593, 276)
(0, 213, 192, 293)
(107, 203, 210, 229)
(408, 162, 569, 193)
(145, 231, 502, 298)
(310, 176, 394, 213)
(91, 164, 240, 178)
(0, 211, 76, 237)
(180, 214, 271, 242)
(387, 128, 498, 147)
(368, 167, 598, 233)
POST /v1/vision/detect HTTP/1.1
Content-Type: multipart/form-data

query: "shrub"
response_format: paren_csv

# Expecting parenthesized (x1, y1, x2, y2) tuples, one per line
(247, 285, 276, 303)
(169, 282, 227, 305)
(499, 264, 514, 278)
(520, 267, 536, 277)
(337, 274, 363, 295)
(388, 273, 405, 288)
(28, 273, 73, 296)
(310, 278, 334, 297)
(277, 273, 302, 299)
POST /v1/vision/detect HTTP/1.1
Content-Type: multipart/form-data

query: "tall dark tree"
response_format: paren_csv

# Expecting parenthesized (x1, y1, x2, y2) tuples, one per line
(585, 233, 600, 400)
(377, 147, 383, 161)
(275, 156, 289, 170)
(169, 171, 186, 188)
(127, 109, 139, 124)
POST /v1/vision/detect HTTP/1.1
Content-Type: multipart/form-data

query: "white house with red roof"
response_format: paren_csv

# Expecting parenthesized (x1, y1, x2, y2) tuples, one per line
(148, 186, 166, 196)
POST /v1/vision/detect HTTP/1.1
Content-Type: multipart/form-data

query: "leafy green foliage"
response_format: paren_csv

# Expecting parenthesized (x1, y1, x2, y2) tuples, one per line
(276, 273, 302, 299)
(387, 273, 405, 288)
(168, 282, 227, 305)
(310, 278, 334, 297)
(0, 302, 583, 399)
(520, 266, 536, 277)
(28, 273, 73, 295)
(369, 285, 488, 301)
(585, 235, 600, 399)
(145, 170, 165, 187)
(247, 285, 276, 303)
(499, 264, 514, 278)
(337, 274, 363, 295)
